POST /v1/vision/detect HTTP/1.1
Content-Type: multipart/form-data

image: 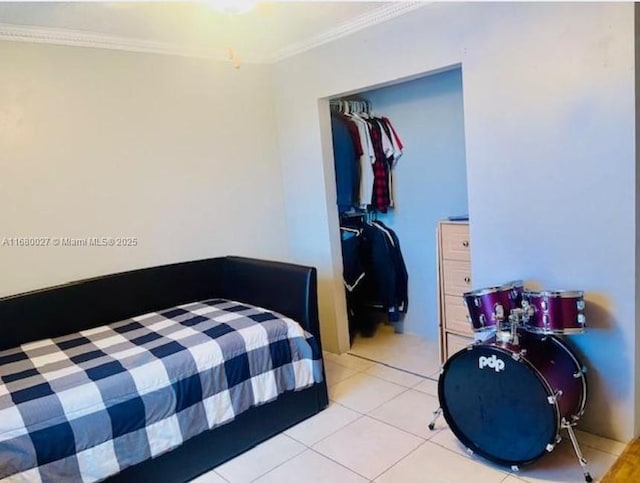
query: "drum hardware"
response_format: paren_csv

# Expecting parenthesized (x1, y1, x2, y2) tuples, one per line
(562, 418, 593, 482)
(462, 240, 469, 247)
(466, 448, 474, 456)
(428, 407, 443, 431)
(573, 366, 587, 379)
(494, 304, 505, 321)
(545, 443, 555, 452)
(547, 389, 563, 404)
(511, 465, 519, 472)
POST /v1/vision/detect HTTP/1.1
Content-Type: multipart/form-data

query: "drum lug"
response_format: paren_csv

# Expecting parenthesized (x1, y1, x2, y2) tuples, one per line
(511, 465, 520, 472)
(511, 352, 521, 361)
(578, 314, 586, 326)
(466, 447, 474, 456)
(546, 443, 555, 452)
(577, 300, 585, 310)
(547, 390, 563, 404)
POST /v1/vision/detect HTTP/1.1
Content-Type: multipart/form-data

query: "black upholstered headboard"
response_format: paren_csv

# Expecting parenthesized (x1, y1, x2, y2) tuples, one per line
(0, 256, 320, 353)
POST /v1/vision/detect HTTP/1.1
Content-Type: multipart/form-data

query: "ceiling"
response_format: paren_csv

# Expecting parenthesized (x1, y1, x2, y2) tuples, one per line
(0, 2, 425, 63)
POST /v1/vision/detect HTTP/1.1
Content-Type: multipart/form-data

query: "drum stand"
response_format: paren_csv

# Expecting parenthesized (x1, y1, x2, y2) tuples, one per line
(428, 407, 442, 431)
(562, 419, 593, 482)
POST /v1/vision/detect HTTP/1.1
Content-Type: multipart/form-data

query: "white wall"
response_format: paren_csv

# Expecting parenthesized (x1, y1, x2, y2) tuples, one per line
(0, 41, 289, 296)
(364, 68, 468, 339)
(272, 2, 636, 442)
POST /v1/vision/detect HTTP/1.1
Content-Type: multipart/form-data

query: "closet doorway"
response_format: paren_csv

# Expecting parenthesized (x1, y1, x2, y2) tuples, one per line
(329, 67, 469, 378)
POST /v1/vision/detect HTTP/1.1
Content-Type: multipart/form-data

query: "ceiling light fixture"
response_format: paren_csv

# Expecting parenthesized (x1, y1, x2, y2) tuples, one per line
(205, 0, 258, 15)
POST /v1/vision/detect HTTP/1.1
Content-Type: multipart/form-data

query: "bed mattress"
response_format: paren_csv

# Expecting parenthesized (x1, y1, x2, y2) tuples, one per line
(0, 298, 323, 482)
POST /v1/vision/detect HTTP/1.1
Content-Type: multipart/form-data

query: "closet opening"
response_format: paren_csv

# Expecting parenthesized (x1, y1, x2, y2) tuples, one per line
(327, 66, 469, 378)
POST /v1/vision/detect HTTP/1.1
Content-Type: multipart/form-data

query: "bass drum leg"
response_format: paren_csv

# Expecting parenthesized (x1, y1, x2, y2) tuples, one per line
(428, 407, 443, 431)
(563, 419, 592, 482)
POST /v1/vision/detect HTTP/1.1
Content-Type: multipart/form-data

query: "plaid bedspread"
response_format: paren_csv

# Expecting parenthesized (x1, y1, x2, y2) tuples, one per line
(0, 298, 323, 482)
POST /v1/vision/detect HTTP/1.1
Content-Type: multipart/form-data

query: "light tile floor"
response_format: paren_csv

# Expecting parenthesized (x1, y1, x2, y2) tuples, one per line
(348, 324, 441, 377)
(193, 353, 622, 483)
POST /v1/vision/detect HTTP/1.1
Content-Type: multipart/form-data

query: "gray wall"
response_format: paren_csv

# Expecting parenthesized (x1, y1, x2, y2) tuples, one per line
(0, 41, 289, 296)
(272, 3, 636, 441)
(361, 68, 468, 339)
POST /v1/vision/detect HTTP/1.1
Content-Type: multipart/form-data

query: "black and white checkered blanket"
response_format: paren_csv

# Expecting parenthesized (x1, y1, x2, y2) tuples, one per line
(0, 298, 323, 482)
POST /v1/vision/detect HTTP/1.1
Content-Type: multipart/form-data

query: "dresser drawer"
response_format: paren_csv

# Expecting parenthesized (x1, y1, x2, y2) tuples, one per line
(446, 332, 473, 359)
(442, 259, 472, 296)
(444, 295, 473, 336)
(440, 223, 470, 261)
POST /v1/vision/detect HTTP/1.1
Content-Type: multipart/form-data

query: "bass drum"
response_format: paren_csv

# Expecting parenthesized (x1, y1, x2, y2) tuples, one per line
(438, 331, 587, 467)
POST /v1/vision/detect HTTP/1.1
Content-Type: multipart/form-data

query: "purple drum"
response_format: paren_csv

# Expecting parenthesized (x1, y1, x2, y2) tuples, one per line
(523, 290, 586, 335)
(439, 330, 587, 467)
(463, 281, 523, 332)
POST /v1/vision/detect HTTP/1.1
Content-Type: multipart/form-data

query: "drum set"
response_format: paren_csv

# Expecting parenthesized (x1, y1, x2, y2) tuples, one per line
(429, 280, 593, 482)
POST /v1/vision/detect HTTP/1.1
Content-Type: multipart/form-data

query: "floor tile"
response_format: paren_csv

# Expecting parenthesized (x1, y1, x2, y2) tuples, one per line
(412, 377, 439, 397)
(190, 471, 228, 482)
(215, 434, 305, 483)
(349, 325, 441, 377)
(429, 427, 510, 472)
(364, 363, 425, 387)
(430, 427, 471, 458)
(375, 440, 507, 483)
(253, 449, 368, 483)
(324, 352, 374, 371)
(575, 429, 627, 456)
(313, 416, 423, 480)
(285, 403, 361, 446)
(369, 389, 442, 439)
(329, 372, 407, 413)
(323, 360, 359, 387)
(516, 439, 617, 483)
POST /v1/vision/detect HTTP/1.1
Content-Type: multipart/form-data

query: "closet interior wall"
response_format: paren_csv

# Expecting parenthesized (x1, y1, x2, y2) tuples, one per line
(334, 67, 469, 340)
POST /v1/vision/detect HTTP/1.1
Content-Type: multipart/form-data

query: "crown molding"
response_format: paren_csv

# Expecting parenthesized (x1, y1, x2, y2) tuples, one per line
(0, 23, 241, 63)
(0, 2, 429, 64)
(268, 2, 429, 63)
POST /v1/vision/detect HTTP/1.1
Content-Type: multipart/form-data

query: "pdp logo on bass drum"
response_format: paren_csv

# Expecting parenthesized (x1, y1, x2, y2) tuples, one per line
(478, 354, 505, 373)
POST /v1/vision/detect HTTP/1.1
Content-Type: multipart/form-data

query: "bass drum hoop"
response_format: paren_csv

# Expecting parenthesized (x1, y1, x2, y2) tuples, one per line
(438, 343, 563, 467)
(550, 335, 588, 420)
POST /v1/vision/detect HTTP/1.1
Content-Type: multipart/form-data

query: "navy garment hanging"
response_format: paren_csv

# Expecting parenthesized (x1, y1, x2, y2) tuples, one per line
(331, 113, 360, 213)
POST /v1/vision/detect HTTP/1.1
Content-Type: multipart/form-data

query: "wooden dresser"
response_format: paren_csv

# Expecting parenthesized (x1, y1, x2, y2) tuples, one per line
(437, 220, 473, 362)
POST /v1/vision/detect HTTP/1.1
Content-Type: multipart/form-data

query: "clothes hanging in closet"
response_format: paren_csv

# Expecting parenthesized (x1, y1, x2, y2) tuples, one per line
(330, 106, 403, 213)
(339, 215, 408, 338)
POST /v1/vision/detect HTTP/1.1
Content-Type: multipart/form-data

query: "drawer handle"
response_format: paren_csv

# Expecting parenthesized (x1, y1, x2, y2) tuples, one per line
(464, 277, 471, 284)
(462, 240, 469, 247)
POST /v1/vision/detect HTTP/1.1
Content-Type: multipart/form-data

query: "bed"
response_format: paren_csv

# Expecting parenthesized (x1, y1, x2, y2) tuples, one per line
(0, 256, 329, 482)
